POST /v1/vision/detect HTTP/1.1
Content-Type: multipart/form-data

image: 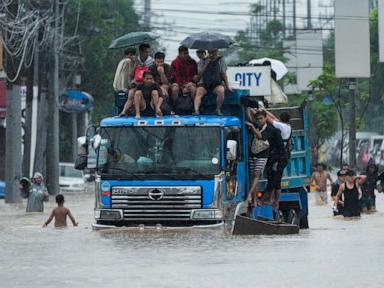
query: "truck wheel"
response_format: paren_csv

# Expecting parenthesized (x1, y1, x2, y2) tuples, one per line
(299, 216, 309, 229)
(287, 209, 300, 226)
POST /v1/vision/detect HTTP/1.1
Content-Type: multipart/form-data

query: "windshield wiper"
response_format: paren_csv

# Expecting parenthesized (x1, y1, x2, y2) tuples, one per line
(102, 167, 140, 179)
(175, 167, 211, 179)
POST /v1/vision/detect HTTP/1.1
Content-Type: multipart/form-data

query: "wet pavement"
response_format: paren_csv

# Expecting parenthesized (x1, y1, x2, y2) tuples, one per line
(1, 184, 384, 288)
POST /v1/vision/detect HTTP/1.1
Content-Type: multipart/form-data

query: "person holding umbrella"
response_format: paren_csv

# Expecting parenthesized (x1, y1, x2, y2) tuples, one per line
(194, 48, 231, 115)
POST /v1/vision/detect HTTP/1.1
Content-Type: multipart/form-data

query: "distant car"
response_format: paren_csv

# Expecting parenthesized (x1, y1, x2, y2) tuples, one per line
(0, 180, 5, 199)
(59, 162, 86, 193)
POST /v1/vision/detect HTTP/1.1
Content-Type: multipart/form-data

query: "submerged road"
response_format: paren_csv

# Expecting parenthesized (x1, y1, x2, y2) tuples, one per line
(1, 185, 384, 288)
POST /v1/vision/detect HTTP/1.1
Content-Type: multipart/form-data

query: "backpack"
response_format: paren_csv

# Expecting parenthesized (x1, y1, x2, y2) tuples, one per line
(283, 130, 293, 159)
(134, 66, 149, 82)
(174, 93, 193, 115)
(202, 57, 223, 89)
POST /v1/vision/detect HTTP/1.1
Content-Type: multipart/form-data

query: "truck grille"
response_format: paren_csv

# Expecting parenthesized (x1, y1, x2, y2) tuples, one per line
(111, 186, 202, 221)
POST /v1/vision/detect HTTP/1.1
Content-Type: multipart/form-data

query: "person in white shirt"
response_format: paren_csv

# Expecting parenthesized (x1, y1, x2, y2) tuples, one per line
(263, 109, 292, 141)
(260, 108, 292, 213)
(113, 48, 136, 93)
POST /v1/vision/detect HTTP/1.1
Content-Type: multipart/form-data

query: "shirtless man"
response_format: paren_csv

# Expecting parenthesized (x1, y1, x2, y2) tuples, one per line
(311, 163, 333, 205)
(43, 194, 78, 228)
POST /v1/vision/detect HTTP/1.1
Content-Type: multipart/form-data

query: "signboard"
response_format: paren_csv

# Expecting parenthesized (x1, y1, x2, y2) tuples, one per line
(59, 90, 94, 113)
(379, 0, 384, 62)
(227, 66, 271, 96)
(335, 0, 370, 78)
(296, 30, 323, 91)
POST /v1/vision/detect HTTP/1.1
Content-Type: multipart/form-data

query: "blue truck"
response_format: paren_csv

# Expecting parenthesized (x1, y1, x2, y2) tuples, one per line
(83, 89, 311, 231)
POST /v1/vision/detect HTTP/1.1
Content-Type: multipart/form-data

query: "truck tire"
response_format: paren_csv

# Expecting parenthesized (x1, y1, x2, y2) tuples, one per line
(299, 216, 309, 229)
(287, 209, 300, 226)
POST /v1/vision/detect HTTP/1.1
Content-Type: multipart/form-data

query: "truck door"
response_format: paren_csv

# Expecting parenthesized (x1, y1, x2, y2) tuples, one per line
(224, 126, 246, 202)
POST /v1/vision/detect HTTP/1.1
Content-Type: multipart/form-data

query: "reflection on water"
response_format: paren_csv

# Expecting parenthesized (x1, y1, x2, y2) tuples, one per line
(1, 188, 384, 288)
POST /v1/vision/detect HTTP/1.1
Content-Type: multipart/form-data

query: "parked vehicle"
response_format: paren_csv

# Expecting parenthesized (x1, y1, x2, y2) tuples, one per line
(79, 89, 311, 231)
(59, 162, 86, 193)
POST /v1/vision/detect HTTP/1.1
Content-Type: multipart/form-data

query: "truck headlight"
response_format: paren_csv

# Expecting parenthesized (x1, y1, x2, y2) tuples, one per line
(95, 209, 122, 220)
(192, 209, 223, 220)
(94, 210, 101, 219)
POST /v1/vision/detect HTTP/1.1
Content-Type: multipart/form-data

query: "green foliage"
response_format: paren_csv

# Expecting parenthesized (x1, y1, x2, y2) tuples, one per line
(64, 0, 140, 121)
(60, 0, 140, 160)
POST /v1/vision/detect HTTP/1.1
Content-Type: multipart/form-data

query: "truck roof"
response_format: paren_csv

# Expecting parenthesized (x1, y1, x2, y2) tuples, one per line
(100, 115, 242, 127)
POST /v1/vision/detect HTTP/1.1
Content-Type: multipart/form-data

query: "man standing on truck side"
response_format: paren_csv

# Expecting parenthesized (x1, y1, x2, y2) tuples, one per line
(170, 46, 198, 109)
(113, 48, 136, 94)
(246, 110, 285, 209)
(311, 163, 333, 205)
(193, 48, 231, 116)
(262, 109, 292, 212)
(120, 43, 154, 116)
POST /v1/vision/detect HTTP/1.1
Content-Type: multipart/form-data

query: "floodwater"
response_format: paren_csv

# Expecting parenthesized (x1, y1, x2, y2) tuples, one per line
(1, 184, 384, 288)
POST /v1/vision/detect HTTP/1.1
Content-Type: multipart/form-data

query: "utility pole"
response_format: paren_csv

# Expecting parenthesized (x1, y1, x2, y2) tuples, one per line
(45, 0, 60, 195)
(293, 0, 297, 38)
(307, 0, 312, 29)
(5, 85, 22, 203)
(348, 79, 357, 169)
(144, 0, 151, 29)
(282, 0, 286, 38)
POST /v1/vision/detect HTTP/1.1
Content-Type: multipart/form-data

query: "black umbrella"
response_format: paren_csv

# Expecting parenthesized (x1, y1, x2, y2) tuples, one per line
(181, 31, 234, 50)
(108, 31, 159, 49)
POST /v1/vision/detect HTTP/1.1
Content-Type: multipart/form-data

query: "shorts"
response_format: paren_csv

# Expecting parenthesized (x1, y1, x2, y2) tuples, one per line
(249, 156, 268, 175)
(360, 195, 375, 210)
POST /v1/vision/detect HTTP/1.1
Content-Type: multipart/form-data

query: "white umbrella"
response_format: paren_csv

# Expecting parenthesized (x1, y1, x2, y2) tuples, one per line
(249, 58, 288, 80)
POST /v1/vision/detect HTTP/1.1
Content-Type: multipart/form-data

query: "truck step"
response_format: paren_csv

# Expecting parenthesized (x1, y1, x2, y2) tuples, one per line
(232, 215, 299, 235)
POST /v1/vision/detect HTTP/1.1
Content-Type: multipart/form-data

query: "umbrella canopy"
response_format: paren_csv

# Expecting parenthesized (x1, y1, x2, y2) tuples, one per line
(249, 58, 288, 80)
(181, 31, 234, 50)
(108, 31, 159, 49)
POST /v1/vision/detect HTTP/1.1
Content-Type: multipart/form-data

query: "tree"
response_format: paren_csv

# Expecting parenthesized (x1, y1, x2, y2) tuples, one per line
(59, 0, 141, 161)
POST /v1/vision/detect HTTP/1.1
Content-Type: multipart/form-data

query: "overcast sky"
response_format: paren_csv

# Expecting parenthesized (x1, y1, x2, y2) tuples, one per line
(134, 0, 333, 61)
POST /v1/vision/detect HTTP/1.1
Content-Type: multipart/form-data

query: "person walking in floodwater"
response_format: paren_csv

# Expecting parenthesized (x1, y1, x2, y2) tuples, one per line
(311, 163, 333, 205)
(21, 172, 49, 212)
(43, 194, 78, 228)
(334, 170, 366, 218)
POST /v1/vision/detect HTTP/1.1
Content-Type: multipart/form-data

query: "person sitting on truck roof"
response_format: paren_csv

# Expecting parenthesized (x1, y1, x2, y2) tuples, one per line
(113, 48, 136, 93)
(133, 71, 163, 119)
(170, 46, 198, 111)
(193, 48, 231, 115)
(120, 43, 154, 116)
(149, 52, 172, 97)
(149, 52, 174, 115)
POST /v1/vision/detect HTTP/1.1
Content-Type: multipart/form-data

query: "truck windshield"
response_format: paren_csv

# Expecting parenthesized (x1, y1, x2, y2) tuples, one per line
(98, 126, 221, 179)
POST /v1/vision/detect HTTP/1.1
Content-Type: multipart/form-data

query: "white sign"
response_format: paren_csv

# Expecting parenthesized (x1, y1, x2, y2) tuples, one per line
(227, 66, 271, 96)
(379, 0, 384, 62)
(335, 0, 370, 78)
(296, 30, 323, 91)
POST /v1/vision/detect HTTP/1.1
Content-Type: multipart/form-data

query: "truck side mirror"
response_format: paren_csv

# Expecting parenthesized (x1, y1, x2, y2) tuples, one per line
(92, 134, 102, 149)
(226, 140, 237, 161)
(77, 136, 87, 154)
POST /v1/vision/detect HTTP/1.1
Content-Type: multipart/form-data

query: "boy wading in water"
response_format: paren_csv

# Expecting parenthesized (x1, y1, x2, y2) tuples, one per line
(43, 194, 78, 228)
